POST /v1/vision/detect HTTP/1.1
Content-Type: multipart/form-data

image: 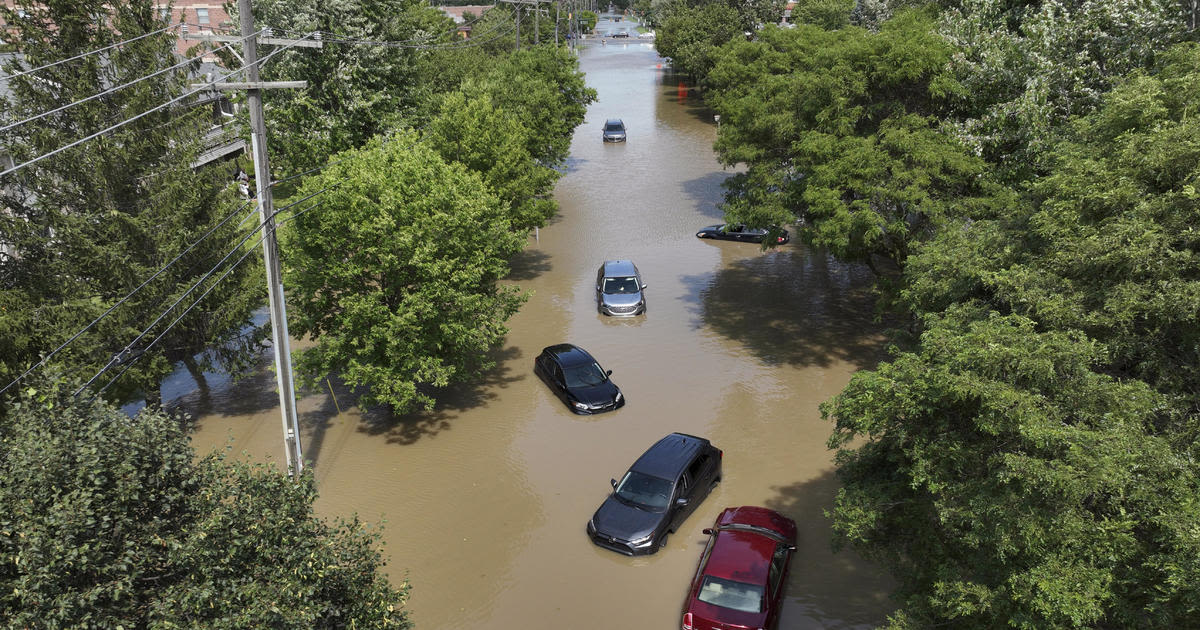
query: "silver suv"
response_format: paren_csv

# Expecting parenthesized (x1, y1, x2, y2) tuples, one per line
(596, 260, 646, 316)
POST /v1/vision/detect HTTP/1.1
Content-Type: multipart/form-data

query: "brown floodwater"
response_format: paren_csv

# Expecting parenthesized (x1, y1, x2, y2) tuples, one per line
(180, 33, 895, 630)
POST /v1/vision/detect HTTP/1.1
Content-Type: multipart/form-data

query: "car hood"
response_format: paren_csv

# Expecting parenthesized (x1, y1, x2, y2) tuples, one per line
(601, 292, 642, 307)
(572, 381, 621, 406)
(591, 495, 664, 541)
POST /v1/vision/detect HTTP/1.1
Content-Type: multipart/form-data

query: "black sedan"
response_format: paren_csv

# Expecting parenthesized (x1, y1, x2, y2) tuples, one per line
(695, 223, 790, 244)
(534, 344, 624, 414)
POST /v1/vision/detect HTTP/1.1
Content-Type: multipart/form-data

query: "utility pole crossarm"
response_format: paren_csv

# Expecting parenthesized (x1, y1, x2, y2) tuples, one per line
(181, 32, 324, 48)
(191, 81, 308, 90)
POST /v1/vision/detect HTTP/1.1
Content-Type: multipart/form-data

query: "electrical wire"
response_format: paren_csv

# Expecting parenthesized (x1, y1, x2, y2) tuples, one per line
(0, 21, 185, 81)
(0, 199, 257, 398)
(0, 31, 321, 180)
(0, 31, 259, 134)
(78, 189, 333, 399)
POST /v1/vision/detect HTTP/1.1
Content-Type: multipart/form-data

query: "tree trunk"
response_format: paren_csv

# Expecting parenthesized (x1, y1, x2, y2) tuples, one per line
(182, 354, 210, 394)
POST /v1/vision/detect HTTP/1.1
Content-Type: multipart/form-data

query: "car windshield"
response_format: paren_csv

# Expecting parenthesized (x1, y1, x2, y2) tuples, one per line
(605, 122, 624, 131)
(614, 471, 673, 510)
(603, 276, 640, 294)
(697, 576, 765, 613)
(563, 362, 607, 388)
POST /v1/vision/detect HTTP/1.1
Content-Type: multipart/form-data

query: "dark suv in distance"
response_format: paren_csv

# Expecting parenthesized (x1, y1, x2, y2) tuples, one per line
(587, 433, 722, 555)
(603, 118, 627, 142)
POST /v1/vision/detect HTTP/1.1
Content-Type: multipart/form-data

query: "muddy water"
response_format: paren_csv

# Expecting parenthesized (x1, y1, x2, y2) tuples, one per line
(182, 36, 894, 629)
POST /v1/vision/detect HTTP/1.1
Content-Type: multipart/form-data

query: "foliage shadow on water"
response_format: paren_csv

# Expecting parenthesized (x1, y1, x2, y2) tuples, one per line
(507, 248, 553, 281)
(680, 246, 888, 370)
(659, 70, 716, 125)
(765, 468, 895, 629)
(681, 171, 733, 220)
(355, 344, 526, 446)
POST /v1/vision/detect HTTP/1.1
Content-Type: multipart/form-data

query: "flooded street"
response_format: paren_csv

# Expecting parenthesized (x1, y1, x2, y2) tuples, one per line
(183, 33, 894, 629)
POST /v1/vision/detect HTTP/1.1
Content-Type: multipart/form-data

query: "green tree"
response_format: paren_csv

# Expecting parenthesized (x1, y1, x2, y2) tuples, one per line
(238, 0, 454, 177)
(705, 11, 1002, 273)
(0, 378, 409, 627)
(0, 0, 262, 406)
(937, 0, 1199, 179)
(424, 90, 561, 231)
(654, 3, 743, 79)
(473, 46, 597, 167)
(282, 134, 527, 414)
(789, 0, 855, 29)
(580, 10, 599, 32)
(825, 43, 1200, 627)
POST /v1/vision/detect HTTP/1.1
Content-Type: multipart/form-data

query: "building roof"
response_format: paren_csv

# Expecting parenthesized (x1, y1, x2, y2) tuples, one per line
(439, 5, 495, 24)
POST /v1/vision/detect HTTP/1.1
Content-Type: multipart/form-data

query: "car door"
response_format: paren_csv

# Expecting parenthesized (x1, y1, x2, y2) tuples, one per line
(668, 473, 692, 532)
(687, 451, 717, 504)
(552, 362, 569, 400)
(766, 542, 792, 625)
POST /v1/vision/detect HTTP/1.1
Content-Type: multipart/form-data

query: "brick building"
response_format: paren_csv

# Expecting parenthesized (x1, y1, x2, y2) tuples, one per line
(3, 2, 235, 56)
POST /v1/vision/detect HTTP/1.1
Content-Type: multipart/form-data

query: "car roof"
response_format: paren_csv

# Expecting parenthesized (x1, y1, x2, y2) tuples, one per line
(630, 432, 710, 480)
(601, 260, 638, 276)
(605, 118, 624, 125)
(716, 506, 797, 542)
(703, 528, 775, 585)
(542, 343, 595, 367)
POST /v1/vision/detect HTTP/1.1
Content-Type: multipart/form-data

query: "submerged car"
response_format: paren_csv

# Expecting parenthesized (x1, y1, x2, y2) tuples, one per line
(596, 259, 646, 316)
(534, 344, 624, 414)
(612, 30, 630, 38)
(587, 433, 722, 555)
(603, 118, 627, 142)
(695, 223, 790, 244)
(681, 506, 797, 630)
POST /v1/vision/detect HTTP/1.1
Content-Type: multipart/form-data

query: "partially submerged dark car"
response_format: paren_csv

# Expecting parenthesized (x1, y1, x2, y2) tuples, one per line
(587, 433, 722, 555)
(534, 344, 624, 414)
(695, 223, 790, 244)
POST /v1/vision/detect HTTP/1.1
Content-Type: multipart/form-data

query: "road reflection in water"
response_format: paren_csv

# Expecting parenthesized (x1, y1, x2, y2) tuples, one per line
(178, 32, 895, 630)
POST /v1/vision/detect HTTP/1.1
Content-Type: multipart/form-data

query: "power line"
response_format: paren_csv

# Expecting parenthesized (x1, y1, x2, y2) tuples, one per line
(0, 21, 184, 82)
(0, 31, 321, 180)
(0, 31, 258, 134)
(76, 188, 333, 399)
(0, 199, 256, 398)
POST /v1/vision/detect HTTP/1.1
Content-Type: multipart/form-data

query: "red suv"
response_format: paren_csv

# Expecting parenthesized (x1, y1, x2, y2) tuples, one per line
(681, 506, 797, 630)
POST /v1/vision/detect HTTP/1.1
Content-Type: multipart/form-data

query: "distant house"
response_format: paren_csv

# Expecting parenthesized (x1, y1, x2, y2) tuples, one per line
(2, 2, 234, 58)
(438, 5, 495, 38)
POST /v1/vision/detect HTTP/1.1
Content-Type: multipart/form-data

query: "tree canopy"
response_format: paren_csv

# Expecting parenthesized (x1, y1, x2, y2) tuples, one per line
(282, 135, 527, 414)
(0, 0, 262, 407)
(0, 379, 408, 627)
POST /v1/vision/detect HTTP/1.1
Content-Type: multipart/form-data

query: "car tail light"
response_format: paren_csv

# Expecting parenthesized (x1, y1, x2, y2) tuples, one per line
(682, 612, 693, 630)
(777, 236, 785, 242)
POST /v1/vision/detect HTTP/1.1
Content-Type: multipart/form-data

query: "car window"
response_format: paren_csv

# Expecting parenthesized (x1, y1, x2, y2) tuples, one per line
(614, 471, 673, 510)
(686, 453, 709, 482)
(605, 122, 623, 131)
(563, 362, 607, 388)
(552, 364, 566, 384)
(696, 576, 764, 613)
(768, 544, 789, 594)
(602, 276, 640, 294)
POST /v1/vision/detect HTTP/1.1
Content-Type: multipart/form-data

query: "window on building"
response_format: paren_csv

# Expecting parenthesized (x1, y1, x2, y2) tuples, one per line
(159, 7, 170, 21)
(197, 8, 210, 26)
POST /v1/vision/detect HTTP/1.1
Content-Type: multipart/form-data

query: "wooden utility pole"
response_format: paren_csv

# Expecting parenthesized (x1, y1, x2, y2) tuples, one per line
(186, 0, 318, 479)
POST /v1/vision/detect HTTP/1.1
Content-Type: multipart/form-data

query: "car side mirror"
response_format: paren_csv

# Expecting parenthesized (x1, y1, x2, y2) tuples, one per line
(606, 369, 613, 376)
(611, 478, 618, 488)
(702, 528, 714, 535)
(641, 284, 648, 289)
(675, 497, 689, 507)
(788, 544, 797, 551)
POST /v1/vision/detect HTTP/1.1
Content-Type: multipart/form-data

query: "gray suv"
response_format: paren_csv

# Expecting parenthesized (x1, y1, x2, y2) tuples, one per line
(596, 260, 646, 316)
